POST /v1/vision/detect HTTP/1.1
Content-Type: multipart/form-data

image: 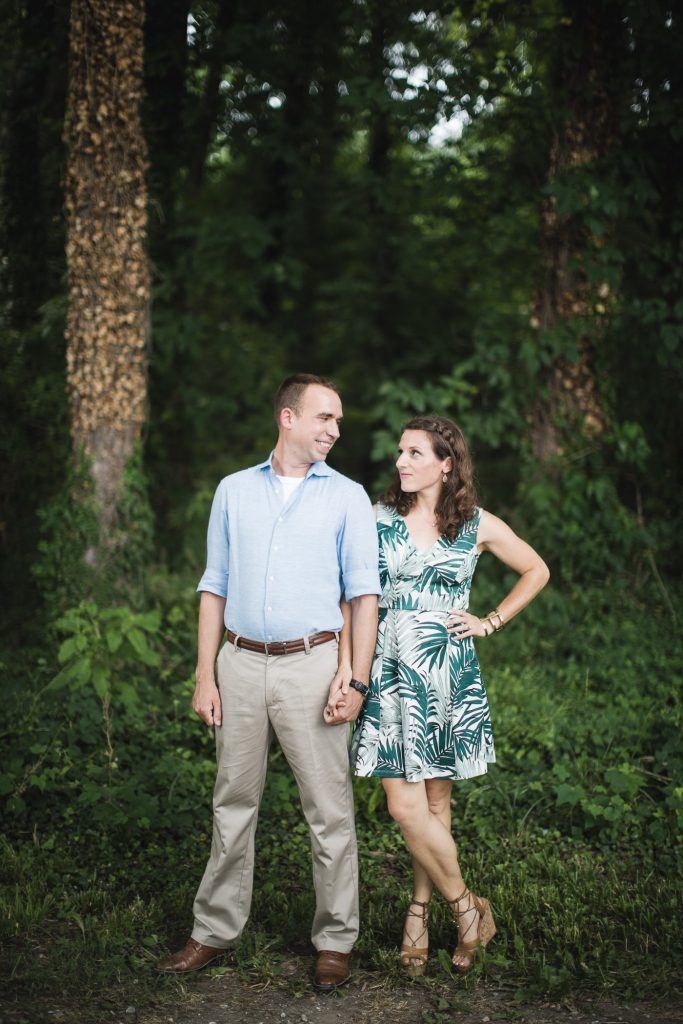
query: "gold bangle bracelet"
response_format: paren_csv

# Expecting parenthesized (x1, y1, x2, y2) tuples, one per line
(486, 610, 505, 632)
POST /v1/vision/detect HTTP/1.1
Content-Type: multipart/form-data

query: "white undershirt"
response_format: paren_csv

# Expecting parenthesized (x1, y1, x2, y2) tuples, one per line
(277, 475, 304, 505)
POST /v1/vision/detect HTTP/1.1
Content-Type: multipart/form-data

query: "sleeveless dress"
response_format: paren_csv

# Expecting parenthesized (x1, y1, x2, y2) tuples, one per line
(351, 504, 496, 782)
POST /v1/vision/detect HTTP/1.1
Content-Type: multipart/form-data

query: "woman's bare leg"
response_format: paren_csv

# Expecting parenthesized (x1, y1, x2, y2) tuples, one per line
(401, 779, 454, 967)
(384, 777, 478, 969)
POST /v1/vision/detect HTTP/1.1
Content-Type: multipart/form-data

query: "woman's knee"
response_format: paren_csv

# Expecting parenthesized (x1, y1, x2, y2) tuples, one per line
(425, 780, 452, 818)
(384, 788, 423, 831)
(426, 793, 449, 818)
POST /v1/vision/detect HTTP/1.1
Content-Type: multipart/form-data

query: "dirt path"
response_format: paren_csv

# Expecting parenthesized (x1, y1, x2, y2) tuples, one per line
(140, 962, 683, 1024)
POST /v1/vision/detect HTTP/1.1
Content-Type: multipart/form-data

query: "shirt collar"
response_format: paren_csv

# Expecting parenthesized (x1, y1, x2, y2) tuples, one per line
(257, 451, 334, 478)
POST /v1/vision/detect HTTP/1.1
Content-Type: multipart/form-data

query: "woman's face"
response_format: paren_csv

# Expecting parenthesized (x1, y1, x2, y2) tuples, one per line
(396, 429, 452, 494)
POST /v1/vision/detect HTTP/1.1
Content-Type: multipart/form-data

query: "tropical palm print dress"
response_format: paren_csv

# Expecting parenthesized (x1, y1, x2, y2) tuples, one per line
(351, 504, 495, 781)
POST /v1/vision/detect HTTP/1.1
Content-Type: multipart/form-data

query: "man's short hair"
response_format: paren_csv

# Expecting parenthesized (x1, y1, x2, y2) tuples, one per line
(274, 374, 340, 424)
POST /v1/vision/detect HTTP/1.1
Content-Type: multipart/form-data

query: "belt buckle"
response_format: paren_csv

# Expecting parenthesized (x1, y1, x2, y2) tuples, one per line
(263, 640, 269, 656)
(281, 640, 288, 655)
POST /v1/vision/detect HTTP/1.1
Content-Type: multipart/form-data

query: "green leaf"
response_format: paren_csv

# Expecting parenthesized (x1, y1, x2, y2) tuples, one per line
(437, 947, 453, 975)
(127, 628, 160, 667)
(70, 656, 92, 686)
(58, 636, 79, 664)
(105, 628, 124, 653)
(555, 783, 585, 807)
(118, 681, 141, 710)
(136, 610, 161, 632)
(92, 666, 110, 699)
(48, 656, 92, 690)
(605, 766, 644, 797)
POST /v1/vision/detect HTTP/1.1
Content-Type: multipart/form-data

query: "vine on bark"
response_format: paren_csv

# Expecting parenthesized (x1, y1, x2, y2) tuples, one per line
(64, 0, 150, 547)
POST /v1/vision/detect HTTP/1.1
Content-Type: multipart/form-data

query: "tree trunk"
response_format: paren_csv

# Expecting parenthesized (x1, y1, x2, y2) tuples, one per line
(530, 1, 622, 461)
(64, 0, 150, 559)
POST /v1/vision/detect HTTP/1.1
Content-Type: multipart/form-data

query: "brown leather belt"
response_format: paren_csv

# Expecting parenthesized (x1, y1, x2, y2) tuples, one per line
(225, 629, 337, 656)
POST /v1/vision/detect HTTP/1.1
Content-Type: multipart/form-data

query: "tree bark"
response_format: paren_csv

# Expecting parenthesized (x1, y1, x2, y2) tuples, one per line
(530, 1, 623, 461)
(64, 0, 150, 557)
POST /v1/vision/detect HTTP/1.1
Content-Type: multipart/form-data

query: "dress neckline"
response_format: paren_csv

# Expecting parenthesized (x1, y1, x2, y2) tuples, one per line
(392, 509, 448, 557)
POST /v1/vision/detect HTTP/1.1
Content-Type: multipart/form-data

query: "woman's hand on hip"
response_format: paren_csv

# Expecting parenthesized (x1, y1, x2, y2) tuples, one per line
(446, 609, 487, 639)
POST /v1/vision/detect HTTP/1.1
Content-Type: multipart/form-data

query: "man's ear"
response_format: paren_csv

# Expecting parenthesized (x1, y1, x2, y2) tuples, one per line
(279, 406, 295, 430)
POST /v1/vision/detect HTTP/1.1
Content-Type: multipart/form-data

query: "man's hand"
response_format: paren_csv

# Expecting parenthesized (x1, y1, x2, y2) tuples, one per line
(324, 686, 364, 725)
(192, 678, 222, 726)
(323, 662, 364, 725)
(323, 663, 352, 725)
(193, 592, 227, 727)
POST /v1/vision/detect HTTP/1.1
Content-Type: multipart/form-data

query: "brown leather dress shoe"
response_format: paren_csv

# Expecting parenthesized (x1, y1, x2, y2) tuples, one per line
(314, 950, 351, 991)
(156, 938, 224, 973)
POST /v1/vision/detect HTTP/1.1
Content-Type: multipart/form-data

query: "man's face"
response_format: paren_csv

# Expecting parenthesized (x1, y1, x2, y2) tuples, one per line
(285, 385, 343, 464)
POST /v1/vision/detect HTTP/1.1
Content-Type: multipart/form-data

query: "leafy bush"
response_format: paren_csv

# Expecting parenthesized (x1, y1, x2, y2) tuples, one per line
(1, 589, 214, 836)
(1, 580, 681, 1017)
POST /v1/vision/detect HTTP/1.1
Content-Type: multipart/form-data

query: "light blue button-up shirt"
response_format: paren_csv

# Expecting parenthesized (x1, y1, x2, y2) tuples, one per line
(197, 453, 381, 641)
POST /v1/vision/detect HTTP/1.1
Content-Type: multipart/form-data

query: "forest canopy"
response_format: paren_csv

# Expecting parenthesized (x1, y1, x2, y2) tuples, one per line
(1, 0, 681, 615)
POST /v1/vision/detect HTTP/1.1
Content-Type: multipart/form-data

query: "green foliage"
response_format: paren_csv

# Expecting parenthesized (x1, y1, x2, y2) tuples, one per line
(32, 445, 156, 618)
(31, 456, 100, 613)
(514, 433, 651, 583)
(2, 582, 682, 1019)
(2, 0, 683, 1019)
(370, 372, 658, 583)
(352, 579, 683, 859)
(0, 582, 214, 834)
(5, 0, 683, 601)
(114, 444, 157, 586)
(51, 601, 161, 700)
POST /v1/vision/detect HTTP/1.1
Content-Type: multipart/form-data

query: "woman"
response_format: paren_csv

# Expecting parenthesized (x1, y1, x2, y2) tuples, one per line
(349, 415, 549, 976)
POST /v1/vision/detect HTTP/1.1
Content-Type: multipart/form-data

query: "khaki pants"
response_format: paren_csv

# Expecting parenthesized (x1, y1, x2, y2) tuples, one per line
(191, 638, 359, 952)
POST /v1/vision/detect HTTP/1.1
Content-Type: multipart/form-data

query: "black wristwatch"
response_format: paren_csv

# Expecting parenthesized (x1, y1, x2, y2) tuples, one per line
(349, 678, 370, 699)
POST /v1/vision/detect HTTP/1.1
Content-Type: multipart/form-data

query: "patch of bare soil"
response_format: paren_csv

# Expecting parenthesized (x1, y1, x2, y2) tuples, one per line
(139, 960, 683, 1024)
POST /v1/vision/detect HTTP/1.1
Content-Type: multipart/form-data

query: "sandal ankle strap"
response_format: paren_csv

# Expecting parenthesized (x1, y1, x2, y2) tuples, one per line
(446, 888, 471, 913)
(405, 899, 429, 922)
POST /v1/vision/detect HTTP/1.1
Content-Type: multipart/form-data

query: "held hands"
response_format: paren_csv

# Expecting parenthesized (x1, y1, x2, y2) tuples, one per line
(192, 677, 223, 726)
(446, 609, 488, 639)
(323, 663, 363, 726)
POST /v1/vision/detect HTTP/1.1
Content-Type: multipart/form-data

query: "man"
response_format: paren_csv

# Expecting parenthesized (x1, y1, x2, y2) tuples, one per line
(157, 374, 380, 991)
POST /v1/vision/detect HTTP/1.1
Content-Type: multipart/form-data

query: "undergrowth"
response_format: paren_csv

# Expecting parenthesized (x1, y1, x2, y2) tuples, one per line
(1, 575, 681, 1022)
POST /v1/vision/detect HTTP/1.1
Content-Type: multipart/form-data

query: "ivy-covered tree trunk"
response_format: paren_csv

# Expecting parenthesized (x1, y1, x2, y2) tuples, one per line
(64, 0, 150, 561)
(530, 1, 622, 462)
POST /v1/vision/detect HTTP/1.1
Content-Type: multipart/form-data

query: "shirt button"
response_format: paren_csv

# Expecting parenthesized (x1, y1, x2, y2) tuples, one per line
(267, 606, 272, 612)
(274, 546, 279, 551)
(269, 576, 274, 581)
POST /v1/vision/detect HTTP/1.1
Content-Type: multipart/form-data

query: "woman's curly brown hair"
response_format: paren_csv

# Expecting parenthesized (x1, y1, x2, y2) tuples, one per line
(382, 415, 478, 540)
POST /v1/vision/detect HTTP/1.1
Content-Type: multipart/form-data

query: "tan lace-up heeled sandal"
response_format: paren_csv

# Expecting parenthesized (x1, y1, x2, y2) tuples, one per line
(400, 898, 430, 978)
(446, 887, 496, 973)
